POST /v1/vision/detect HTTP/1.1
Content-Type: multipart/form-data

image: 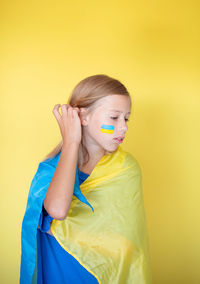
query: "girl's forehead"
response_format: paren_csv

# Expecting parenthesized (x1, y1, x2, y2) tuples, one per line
(90, 95, 131, 116)
(96, 97, 130, 111)
(93, 96, 120, 109)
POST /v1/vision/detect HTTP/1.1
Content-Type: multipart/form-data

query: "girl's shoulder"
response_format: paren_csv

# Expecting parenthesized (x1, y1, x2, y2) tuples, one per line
(123, 150, 142, 176)
(41, 151, 61, 167)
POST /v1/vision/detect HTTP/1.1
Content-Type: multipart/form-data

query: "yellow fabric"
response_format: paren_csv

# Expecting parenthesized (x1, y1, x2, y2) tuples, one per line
(51, 145, 152, 283)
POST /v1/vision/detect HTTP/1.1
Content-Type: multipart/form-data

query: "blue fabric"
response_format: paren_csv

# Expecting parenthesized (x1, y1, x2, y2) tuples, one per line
(36, 169, 98, 284)
(20, 151, 95, 284)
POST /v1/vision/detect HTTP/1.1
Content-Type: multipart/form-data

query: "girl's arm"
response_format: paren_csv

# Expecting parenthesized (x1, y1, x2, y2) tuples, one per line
(43, 142, 79, 220)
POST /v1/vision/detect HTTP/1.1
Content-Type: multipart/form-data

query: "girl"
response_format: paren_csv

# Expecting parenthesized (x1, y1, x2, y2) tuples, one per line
(20, 74, 152, 283)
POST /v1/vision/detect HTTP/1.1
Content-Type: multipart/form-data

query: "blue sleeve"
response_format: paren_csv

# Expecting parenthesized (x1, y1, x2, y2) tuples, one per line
(38, 203, 54, 232)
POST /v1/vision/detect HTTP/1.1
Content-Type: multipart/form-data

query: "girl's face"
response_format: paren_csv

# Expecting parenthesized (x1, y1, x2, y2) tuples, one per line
(82, 95, 131, 153)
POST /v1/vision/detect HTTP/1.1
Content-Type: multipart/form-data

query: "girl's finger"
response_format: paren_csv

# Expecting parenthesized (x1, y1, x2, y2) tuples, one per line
(73, 109, 79, 117)
(52, 104, 62, 122)
(61, 104, 68, 116)
(52, 104, 60, 111)
(74, 107, 80, 114)
(72, 108, 78, 118)
(67, 106, 74, 118)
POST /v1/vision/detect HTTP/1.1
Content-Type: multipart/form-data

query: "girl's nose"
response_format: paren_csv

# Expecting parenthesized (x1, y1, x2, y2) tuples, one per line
(119, 120, 128, 132)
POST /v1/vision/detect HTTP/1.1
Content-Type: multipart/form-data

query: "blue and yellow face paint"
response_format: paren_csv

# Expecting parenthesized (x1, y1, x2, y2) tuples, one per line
(100, 124, 115, 134)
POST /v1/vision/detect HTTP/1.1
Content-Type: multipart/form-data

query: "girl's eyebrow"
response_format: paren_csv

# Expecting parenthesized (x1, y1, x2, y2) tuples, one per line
(109, 109, 131, 114)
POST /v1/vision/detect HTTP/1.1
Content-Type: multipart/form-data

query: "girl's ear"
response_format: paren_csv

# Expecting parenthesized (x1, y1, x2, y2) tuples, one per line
(79, 108, 89, 126)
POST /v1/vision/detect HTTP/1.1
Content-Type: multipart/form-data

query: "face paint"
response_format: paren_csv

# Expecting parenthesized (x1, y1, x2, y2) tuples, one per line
(100, 124, 115, 134)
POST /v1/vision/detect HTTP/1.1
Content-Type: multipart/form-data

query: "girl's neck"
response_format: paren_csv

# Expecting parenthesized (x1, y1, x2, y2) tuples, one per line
(77, 142, 106, 171)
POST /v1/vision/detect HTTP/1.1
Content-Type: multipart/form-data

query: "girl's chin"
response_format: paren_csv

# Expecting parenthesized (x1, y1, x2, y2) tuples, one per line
(105, 143, 119, 152)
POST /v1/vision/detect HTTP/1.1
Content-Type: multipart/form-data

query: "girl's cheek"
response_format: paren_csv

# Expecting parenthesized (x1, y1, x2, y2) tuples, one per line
(100, 124, 115, 134)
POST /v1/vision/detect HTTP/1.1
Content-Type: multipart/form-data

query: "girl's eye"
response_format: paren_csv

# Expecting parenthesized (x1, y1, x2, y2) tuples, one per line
(110, 117, 129, 121)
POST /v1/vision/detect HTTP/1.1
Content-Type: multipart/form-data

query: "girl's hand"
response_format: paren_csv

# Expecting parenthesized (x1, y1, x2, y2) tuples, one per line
(52, 104, 82, 145)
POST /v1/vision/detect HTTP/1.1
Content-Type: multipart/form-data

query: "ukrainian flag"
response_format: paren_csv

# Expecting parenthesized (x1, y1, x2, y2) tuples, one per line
(100, 124, 115, 134)
(20, 145, 152, 283)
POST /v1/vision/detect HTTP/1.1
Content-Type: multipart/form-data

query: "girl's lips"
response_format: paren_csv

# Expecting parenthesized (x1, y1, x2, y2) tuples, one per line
(113, 138, 124, 143)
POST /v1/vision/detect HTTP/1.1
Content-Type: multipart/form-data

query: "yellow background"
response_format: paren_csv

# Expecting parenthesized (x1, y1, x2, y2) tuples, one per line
(1, 1, 200, 283)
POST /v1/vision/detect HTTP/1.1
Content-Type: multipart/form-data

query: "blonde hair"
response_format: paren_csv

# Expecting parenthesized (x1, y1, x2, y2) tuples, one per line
(40, 74, 132, 168)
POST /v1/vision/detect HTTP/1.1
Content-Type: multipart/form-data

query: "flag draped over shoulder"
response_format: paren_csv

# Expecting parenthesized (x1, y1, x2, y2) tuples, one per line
(20, 145, 152, 284)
